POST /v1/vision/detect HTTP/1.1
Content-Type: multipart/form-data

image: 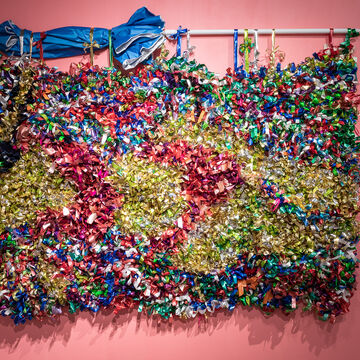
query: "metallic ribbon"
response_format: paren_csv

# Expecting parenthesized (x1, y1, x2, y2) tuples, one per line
(83, 27, 100, 65)
(183, 30, 195, 59)
(170, 26, 187, 57)
(4, 20, 18, 51)
(269, 28, 276, 72)
(29, 32, 33, 60)
(34, 32, 47, 63)
(244, 29, 249, 73)
(329, 27, 334, 48)
(19, 29, 24, 56)
(108, 29, 113, 68)
(234, 29, 238, 73)
(253, 29, 259, 71)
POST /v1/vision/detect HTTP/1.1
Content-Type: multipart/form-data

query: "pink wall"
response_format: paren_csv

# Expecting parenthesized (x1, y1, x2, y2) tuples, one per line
(1, 0, 360, 359)
(1, 0, 360, 75)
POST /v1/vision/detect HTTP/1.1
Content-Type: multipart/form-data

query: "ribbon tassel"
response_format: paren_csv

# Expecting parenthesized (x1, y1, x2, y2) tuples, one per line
(239, 29, 251, 73)
(266, 28, 284, 75)
(270, 28, 276, 71)
(34, 32, 47, 63)
(108, 29, 113, 68)
(169, 26, 187, 57)
(19, 29, 24, 56)
(29, 32, 33, 60)
(234, 29, 238, 73)
(83, 27, 100, 66)
(253, 29, 259, 71)
(329, 27, 334, 48)
(183, 30, 195, 59)
(244, 29, 249, 73)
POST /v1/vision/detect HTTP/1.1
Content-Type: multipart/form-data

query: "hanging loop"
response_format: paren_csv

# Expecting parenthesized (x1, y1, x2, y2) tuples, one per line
(34, 32, 47, 63)
(108, 29, 113, 68)
(29, 33, 33, 60)
(19, 29, 24, 56)
(253, 28, 259, 71)
(271, 28, 275, 52)
(329, 27, 334, 48)
(170, 26, 187, 57)
(183, 29, 195, 59)
(268, 28, 276, 71)
(234, 29, 238, 73)
(83, 27, 100, 66)
(243, 29, 250, 73)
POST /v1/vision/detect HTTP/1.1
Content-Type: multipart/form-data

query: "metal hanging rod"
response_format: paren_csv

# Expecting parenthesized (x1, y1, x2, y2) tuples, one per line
(164, 28, 359, 36)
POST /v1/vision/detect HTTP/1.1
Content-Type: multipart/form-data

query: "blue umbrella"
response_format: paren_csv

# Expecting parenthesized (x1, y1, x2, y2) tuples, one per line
(0, 7, 165, 69)
(0, 20, 109, 59)
(111, 7, 165, 69)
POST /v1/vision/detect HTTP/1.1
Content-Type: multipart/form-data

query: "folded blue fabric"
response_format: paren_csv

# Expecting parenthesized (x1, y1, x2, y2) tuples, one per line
(111, 7, 165, 69)
(0, 21, 109, 59)
(0, 7, 165, 69)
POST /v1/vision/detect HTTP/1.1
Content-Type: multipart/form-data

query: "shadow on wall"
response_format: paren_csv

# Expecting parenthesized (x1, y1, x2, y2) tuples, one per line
(0, 289, 358, 357)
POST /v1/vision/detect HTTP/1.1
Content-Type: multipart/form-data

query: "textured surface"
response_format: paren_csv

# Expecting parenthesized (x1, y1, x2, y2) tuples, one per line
(0, 32, 359, 324)
(1, 1, 360, 359)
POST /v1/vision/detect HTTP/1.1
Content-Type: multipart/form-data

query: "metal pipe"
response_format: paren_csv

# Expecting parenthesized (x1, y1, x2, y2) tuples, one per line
(164, 29, 358, 36)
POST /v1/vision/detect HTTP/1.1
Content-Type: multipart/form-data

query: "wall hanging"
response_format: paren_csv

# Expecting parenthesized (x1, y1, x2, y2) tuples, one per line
(0, 8, 359, 325)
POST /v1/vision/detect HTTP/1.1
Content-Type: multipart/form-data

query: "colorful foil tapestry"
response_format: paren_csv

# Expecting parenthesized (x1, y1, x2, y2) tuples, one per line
(0, 29, 360, 325)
